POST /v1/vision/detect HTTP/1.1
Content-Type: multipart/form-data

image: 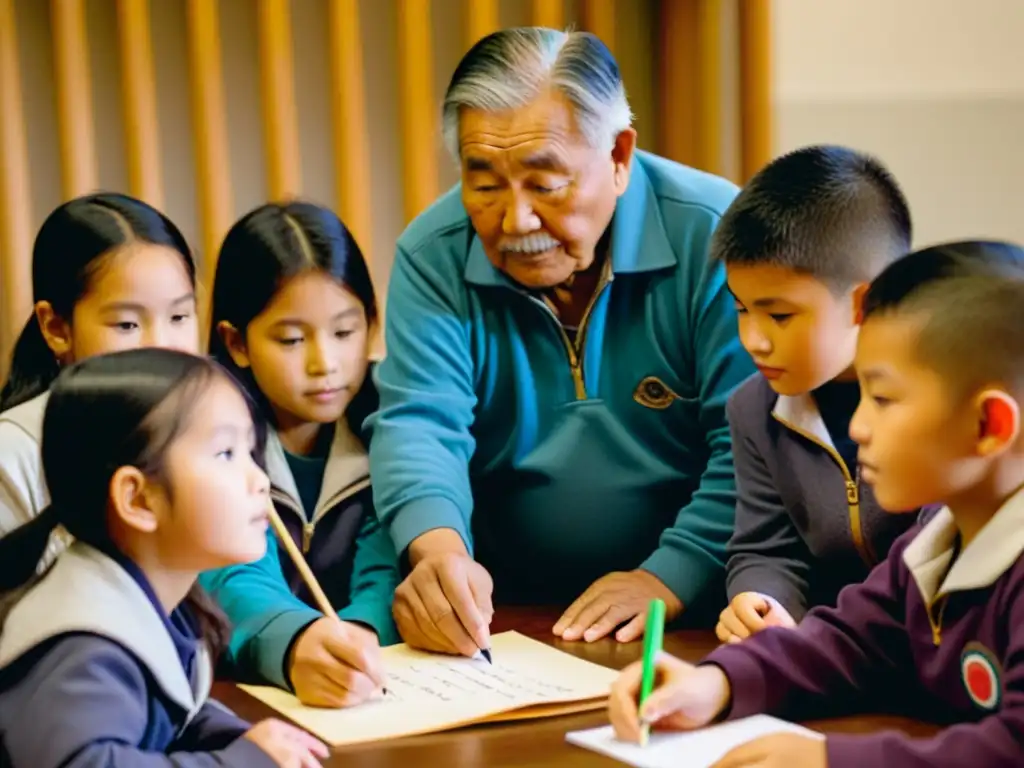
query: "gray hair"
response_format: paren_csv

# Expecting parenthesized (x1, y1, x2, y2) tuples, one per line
(442, 27, 633, 160)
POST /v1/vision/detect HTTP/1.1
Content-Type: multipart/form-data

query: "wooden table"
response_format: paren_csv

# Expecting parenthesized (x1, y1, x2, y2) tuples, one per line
(213, 606, 940, 766)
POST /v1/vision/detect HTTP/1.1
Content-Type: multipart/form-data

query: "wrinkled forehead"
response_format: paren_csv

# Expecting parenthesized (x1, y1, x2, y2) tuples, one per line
(458, 92, 590, 164)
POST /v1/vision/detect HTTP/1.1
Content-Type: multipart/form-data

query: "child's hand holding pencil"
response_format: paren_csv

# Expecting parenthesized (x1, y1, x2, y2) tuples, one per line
(266, 503, 386, 709)
(608, 643, 731, 745)
(288, 617, 385, 708)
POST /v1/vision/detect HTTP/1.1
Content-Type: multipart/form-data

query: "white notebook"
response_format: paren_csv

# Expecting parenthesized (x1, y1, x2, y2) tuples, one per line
(566, 715, 823, 768)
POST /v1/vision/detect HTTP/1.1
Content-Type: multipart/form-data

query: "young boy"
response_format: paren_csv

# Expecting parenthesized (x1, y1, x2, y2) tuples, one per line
(714, 145, 919, 642)
(608, 241, 1024, 767)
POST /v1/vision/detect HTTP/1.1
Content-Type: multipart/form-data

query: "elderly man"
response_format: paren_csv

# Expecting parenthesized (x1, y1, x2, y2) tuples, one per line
(367, 27, 754, 656)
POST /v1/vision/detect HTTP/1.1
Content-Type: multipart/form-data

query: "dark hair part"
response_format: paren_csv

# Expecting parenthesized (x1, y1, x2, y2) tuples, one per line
(208, 201, 379, 441)
(0, 348, 266, 659)
(0, 193, 195, 413)
(862, 239, 1024, 396)
(711, 144, 913, 291)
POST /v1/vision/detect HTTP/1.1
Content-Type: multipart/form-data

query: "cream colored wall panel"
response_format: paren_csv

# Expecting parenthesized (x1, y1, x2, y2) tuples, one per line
(776, 99, 1024, 246)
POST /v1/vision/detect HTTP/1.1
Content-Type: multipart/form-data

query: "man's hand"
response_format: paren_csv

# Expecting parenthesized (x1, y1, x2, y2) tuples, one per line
(715, 592, 796, 644)
(287, 618, 384, 708)
(711, 733, 827, 768)
(393, 530, 494, 656)
(609, 653, 730, 743)
(553, 570, 683, 643)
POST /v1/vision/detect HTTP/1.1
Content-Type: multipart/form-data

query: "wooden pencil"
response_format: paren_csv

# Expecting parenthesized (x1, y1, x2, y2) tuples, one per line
(265, 501, 337, 620)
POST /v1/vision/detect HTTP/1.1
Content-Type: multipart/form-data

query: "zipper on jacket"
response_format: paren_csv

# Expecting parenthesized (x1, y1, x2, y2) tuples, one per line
(928, 595, 949, 646)
(771, 414, 875, 567)
(525, 268, 612, 401)
(271, 477, 371, 554)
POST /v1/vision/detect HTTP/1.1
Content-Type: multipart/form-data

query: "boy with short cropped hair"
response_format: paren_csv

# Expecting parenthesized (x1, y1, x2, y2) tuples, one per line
(713, 145, 918, 642)
(609, 241, 1024, 767)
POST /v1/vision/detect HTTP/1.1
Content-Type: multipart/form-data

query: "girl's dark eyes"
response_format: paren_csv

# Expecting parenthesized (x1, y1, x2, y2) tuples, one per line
(110, 314, 192, 330)
(872, 395, 893, 407)
(277, 330, 355, 345)
(770, 313, 794, 322)
(216, 448, 234, 460)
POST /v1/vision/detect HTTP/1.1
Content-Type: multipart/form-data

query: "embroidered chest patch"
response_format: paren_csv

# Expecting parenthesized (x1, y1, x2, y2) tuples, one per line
(633, 376, 680, 410)
(960, 642, 1002, 710)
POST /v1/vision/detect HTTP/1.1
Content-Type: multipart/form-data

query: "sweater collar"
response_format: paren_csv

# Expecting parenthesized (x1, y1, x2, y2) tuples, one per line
(0, 542, 211, 719)
(904, 485, 1024, 602)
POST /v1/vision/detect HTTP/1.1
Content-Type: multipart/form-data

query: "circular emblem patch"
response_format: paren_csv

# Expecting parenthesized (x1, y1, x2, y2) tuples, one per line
(633, 376, 678, 410)
(960, 643, 1002, 710)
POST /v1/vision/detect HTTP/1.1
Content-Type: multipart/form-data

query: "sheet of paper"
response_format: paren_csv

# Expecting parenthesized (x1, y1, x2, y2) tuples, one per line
(239, 631, 619, 746)
(566, 715, 824, 768)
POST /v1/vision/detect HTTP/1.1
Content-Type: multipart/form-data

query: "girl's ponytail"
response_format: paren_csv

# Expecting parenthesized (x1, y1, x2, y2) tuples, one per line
(0, 316, 59, 413)
(0, 506, 61, 592)
(183, 584, 231, 661)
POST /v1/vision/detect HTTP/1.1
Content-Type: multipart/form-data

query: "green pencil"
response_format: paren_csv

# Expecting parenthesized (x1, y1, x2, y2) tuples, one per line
(637, 598, 666, 747)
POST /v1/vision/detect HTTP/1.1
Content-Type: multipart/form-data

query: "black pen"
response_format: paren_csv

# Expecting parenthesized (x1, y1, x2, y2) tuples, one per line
(481, 648, 493, 664)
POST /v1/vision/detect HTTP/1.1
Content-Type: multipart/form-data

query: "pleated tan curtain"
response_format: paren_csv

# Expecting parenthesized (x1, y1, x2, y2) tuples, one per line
(0, 0, 772, 380)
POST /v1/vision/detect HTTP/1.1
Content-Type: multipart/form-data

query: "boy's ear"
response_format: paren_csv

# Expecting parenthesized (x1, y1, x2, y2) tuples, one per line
(109, 466, 161, 534)
(217, 321, 250, 369)
(34, 301, 73, 361)
(851, 283, 870, 325)
(976, 389, 1020, 456)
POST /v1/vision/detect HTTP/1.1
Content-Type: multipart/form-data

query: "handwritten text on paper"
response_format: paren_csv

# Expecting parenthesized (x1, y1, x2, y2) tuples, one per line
(382, 659, 579, 703)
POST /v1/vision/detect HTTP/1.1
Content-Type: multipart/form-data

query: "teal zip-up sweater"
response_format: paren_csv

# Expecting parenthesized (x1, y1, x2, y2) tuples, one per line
(201, 416, 400, 690)
(367, 151, 755, 609)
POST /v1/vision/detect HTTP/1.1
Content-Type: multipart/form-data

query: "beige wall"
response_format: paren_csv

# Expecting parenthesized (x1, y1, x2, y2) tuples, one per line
(772, 0, 1024, 246)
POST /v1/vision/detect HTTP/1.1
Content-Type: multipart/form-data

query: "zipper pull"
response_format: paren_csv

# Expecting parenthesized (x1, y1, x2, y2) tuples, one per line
(845, 479, 859, 504)
(931, 597, 946, 646)
(302, 523, 314, 553)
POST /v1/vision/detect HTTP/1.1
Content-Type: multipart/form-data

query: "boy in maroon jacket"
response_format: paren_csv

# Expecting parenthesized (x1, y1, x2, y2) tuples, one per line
(608, 241, 1024, 768)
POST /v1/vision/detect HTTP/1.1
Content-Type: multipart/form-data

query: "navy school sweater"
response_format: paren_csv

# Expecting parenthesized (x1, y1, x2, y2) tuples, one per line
(0, 543, 274, 767)
(706, 489, 1024, 767)
(725, 374, 918, 620)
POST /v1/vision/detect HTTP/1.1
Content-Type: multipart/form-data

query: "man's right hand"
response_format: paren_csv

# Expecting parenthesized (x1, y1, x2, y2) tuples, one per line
(393, 529, 494, 657)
